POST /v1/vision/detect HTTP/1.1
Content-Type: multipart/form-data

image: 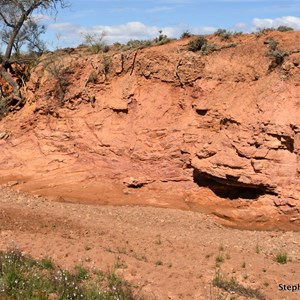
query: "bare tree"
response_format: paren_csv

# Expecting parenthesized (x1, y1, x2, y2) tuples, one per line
(1, 19, 46, 55)
(0, 0, 68, 108)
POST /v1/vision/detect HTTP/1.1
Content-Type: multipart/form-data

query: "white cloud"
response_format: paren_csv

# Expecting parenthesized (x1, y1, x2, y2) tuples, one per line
(193, 26, 217, 34)
(48, 21, 218, 47)
(32, 13, 54, 22)
(234, 22, 246, 30)
(47, 15, 300, 49)
(252, 16, 300, 30)
(146, 6, 175, 13)
(86, 22, 178, 43)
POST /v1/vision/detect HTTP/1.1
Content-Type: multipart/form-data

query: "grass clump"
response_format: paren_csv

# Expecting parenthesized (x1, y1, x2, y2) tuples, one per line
(0, 248, 138, 299)
(215, 254, 224, 267)
(212, 271, 265, 300)
(215, 255, 224, 263)
(275, 251, 288, 264)
(74, 265, 89, 280)
(255, 244, 260, 254)
(39, 258, 55, 270)
(155, 260, 163, 266)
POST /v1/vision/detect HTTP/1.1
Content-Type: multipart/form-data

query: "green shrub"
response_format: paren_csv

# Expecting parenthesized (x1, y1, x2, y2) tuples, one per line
(180, 30, 192, 39)
(81, 32, 108, 53)
(121, 39, 152, 50)
(154, 30, 171, 45)
(264, 38, 278, 51)
(215, 29, 242, 40)
(200, 42, 218, 54)
(277, 26, 294, 32)
(188, 36, 208, 52)
(268, 50, 290, 67)
(256, 28, 275, 35)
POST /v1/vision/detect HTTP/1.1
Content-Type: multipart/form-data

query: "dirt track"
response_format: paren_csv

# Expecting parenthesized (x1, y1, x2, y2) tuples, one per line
(0, 187, 300, 299)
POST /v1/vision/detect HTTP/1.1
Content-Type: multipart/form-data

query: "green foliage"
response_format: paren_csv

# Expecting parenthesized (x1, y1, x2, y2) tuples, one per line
(264, 38, 278, 51)
(270, 50, 290, 60)
(215, 253, 225, 268)
(268, 50, 290, 68)
(180, 30, 192, 39)
(275, 251, 288, 264)
(100, 54, 111, 79)
(0, 248, 138, 300)
(277, 26, 294, 32)
(155, 260, 163, 266)
(107, 272, 136, 299)
(116, 30, 171, 51)
(256, 26, 293, 36)
(120, 39, 152, 50)
(264, 37, 290, 70)
(39, 258, 55, 270)
(188, 35, 236, 55)
(200, 43, 219, 55)
(212, 271, 265, 300)
(215, 255, 224, 264)
(81, 32, 109, 54)
(255, 28, 275, 37)
(74, 265, 89, 281)
(44, 54, 71, 103)
(214, 29, 242, 40)
(188, 36, 208, 52)
(154, 30, 171, 45)
(215, 29, 231, 40)
(255, 244, 260, 254)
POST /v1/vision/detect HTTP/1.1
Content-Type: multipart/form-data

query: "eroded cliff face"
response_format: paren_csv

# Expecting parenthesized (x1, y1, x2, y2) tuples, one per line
(0, 31, 299, 229)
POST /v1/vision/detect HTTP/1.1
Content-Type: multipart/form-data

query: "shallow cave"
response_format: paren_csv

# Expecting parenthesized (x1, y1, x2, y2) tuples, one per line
(127, 182, 144, 188)
(195, 109, 208, 116)
(193, 169, 270, 200)
(112, 108, 128, 114)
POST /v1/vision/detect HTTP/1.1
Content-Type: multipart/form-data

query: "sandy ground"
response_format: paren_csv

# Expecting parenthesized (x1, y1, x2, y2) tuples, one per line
(0, 187, 300, 299)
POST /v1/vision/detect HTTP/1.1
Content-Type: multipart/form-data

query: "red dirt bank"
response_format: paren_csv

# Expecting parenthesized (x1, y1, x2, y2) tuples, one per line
(0, 31, 300, 230)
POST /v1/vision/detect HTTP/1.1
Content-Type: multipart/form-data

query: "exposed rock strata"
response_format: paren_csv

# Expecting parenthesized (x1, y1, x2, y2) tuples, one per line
(0, 31, 299, 228)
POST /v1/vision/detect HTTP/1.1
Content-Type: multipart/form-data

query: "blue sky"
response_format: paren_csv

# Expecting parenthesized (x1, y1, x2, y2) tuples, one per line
(38, 0, 300, 48)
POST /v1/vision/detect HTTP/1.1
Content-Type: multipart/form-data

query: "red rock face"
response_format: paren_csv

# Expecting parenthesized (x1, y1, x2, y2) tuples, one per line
(0, 31, 299, 229)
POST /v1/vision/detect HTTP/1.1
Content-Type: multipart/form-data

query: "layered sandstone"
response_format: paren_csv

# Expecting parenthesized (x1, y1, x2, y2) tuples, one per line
(0, 31, 299, 229)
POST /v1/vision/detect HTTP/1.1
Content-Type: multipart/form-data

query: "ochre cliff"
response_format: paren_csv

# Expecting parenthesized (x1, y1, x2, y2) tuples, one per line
(0, 31, 299, 230)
